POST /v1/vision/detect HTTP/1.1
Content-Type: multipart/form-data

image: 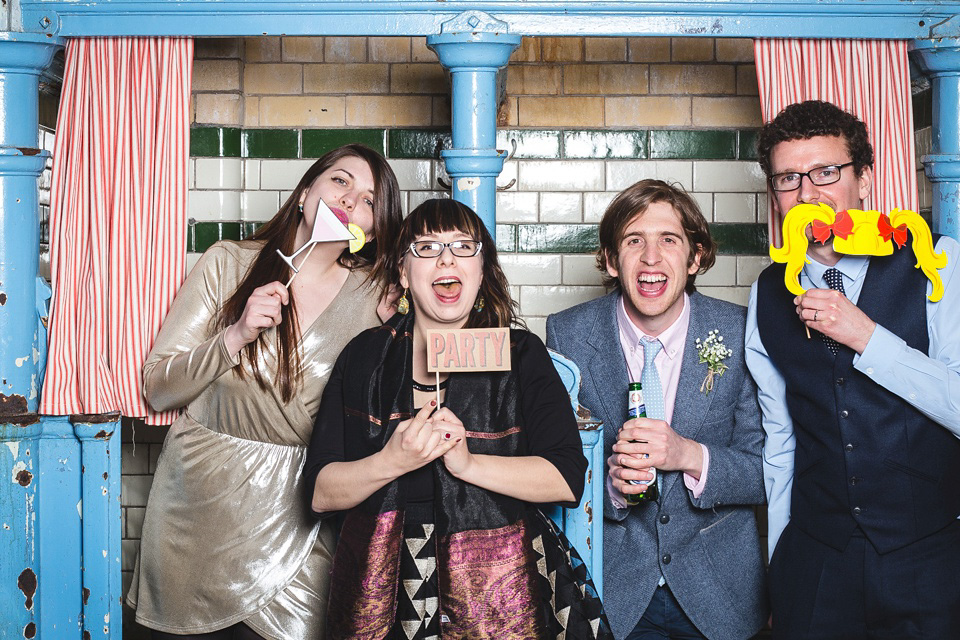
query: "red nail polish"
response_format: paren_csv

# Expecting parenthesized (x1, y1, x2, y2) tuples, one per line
(444, 433, 451, 440)
(430, 400, 437, 406)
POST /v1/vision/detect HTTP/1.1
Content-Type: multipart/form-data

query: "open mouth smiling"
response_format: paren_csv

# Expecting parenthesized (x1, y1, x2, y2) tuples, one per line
(637, 273, 667, 296)
(433, 276, 462, 302)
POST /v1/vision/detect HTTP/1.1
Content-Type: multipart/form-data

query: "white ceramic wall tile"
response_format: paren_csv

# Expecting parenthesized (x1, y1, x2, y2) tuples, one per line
(562, 254, 606, 286)
(243, 159, 261, 190)
(757, 192, 770, 223)
(518, 161, 604, 192)
(540, 192, 583, 223)
(187, 158, 196, 190)
(125, 507, 146, 540)
(714, 193, 757, 223)
(195, 158, 242, 190)
(121, 540, 139, 571)
(387, 159, 434, 190)
(188, 190, 242, 221)
(695, 255, 736, 287)
(242, 191, 282, 220)
(500, 254, 562, 285)
(695, 285, 750, 307)
(186, 252, 202, 273)
(606, 160, 693, 191)
(407, 190, 450, 212)
(122, 444, 150, 475)
(260, 159, 316, 190)
(737, 255, 771, 286)
(583, 192, 617, 223)
(120, 475, 154, 507)
(689, 192, 712, 219)
(495, 160, 519, 192)
(519, 285, 606, 316)
(524, 316, 547, 342)
(496, 191, 539, 223)
(692, 160, 766, 193)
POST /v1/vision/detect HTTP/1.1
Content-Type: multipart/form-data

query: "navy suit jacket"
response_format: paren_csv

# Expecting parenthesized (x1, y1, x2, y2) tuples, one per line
(547, 291, 768, 640)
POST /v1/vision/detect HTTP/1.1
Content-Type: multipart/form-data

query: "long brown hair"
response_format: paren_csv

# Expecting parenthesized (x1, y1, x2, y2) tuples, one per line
(385, 198, 522, 330)
(218, 144, 402, 401)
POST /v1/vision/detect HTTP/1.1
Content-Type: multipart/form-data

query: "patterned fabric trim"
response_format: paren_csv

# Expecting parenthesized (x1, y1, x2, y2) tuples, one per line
(465, 426, 522, 440)
(328, 509, 404, 640)
(438, 520, 545, 639)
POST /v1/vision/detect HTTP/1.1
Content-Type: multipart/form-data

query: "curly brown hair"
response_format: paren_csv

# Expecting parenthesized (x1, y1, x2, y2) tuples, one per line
(596, 179, 717, 294)
(756, 100, 874, 178)
(385, 198, 522, 330)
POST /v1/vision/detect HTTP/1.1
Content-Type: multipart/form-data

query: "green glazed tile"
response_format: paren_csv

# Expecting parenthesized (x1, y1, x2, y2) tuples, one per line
(242, 129, 300, 159)
(650, 130, 735, 160)
(495, 224, 516, 253)
(497, 130, 562, 159)
(189, 221, 243, 253)
(302, 129, 387, 158)
(710, 223, 768, 255)
(563, 130, 647, 159)
(191, 127, 241, 157)
(516, 224, 599, 253)
(388, 129, 452, 159)
(241, 222, 264, 239)
(738, 130, 760, 161)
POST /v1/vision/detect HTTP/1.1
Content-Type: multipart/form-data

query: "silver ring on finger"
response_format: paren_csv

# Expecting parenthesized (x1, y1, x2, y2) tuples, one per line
(813, 310, 819, 322)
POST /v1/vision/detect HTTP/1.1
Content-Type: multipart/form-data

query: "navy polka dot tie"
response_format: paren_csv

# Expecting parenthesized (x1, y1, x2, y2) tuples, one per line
(821, 268, 846, 355)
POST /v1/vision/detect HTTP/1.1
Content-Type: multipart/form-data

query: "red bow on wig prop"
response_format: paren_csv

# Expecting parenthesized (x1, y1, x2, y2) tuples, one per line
(877, 213, 908, 248)
(812, 209, 854, 244)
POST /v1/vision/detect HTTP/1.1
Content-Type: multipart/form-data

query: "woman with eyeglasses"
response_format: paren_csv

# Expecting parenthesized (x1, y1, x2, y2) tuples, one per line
(304, 198, 612, 638)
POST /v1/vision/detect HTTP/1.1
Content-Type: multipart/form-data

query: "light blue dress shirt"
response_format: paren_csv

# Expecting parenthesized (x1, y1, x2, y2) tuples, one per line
(745, 236, 960, 559)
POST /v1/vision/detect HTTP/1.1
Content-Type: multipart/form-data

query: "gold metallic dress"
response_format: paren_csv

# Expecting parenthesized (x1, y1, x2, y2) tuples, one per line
(127, 240, 380, 639)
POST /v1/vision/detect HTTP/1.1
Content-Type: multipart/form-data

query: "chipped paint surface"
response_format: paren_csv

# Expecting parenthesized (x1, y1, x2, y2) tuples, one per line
(77, 499, 82, 517)
(15, 355, 29, 367)
(18, 568, 37, 610)
(5, 441, 19, 458)
(12, 460, 28, 483)
(457, 176, 480, 191)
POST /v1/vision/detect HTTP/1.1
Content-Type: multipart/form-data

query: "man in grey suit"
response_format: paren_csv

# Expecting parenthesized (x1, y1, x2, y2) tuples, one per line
(547, 179, 767, 639)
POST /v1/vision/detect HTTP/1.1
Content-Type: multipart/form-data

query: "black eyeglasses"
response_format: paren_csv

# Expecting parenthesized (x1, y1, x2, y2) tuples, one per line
(407, 240, 482, 258)
(769, 162, 855, 192)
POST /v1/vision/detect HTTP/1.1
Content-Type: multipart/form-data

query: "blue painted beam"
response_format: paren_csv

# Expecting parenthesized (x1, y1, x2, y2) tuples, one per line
(16, 0, 960, 39)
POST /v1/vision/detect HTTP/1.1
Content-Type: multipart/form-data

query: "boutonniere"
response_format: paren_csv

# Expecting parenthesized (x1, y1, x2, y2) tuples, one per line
(695, 330, 731, 394)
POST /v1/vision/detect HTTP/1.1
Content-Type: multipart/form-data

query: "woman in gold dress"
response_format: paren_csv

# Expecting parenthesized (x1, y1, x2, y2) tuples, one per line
(127, 144, 402, 640)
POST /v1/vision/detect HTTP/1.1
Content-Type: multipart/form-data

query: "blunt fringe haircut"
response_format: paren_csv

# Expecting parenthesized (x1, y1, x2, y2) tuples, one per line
(387, 198, 522, 330)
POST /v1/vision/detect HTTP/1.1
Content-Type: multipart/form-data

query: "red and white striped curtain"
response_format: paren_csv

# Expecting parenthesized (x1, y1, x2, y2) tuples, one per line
(754, 39, 918, 247)
(41, 37, 193, 424)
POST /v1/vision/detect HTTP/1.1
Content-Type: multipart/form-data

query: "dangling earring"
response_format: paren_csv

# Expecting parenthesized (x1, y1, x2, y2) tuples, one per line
(473, 296, 485, 312)
(297, 202, 304, 215)
(397, 289, 410, 315)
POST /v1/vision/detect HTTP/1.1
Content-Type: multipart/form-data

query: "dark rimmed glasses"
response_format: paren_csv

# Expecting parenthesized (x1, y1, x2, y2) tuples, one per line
(769, 162, 855, 192)
(407, 239, 482, 258)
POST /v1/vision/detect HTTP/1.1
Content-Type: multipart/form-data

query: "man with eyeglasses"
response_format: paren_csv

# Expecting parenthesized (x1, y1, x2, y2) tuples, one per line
(746, 99, 960, 639)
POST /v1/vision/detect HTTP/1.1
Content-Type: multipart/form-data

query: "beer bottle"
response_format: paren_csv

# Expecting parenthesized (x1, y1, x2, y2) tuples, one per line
(624, 382, 658, 505)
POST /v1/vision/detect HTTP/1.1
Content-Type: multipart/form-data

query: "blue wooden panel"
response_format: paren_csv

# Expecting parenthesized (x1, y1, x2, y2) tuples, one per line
(16, 0, 960, 39)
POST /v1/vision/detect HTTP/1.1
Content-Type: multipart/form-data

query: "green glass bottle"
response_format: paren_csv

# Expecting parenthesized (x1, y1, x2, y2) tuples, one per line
(625, 382, 658, 505)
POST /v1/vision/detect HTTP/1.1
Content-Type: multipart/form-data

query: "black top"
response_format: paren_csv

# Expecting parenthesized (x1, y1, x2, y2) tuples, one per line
(305, 329, 586, 511)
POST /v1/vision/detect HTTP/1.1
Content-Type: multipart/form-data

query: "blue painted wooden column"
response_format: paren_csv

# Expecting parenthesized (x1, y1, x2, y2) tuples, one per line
(0, 30, 57, 640)
(913, 38, 960, 241)
(427, 11, 521, 237)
